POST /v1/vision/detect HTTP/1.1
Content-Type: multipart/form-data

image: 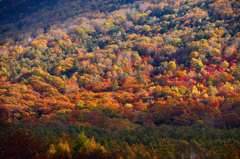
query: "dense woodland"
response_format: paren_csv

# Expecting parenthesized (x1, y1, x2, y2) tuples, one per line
(0, 0, 240, 158)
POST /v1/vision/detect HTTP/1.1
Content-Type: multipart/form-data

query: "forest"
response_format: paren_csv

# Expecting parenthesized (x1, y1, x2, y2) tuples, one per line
(0, 0, 240, 158)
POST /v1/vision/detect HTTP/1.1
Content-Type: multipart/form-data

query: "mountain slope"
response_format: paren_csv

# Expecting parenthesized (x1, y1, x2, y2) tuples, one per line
(0, 0, 240, 158)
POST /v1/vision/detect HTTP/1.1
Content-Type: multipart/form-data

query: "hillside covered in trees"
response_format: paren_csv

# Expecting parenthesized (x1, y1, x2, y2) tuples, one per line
(0, 0, 240, 158)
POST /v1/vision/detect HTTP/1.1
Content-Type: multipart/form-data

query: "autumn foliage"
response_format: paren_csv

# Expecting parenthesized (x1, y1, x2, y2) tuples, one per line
(0, 0, 240, 158)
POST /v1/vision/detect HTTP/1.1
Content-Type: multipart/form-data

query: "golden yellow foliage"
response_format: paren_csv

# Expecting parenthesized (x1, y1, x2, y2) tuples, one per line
(174, 70, 187, 77)
(125, 34, 138, 40)
(125, 103, 133, 108)
(190, 58, 203, 68)
(31, 41, 38, 48)
(211, 48, 221, 57)
(166, 61, 176, 70)
(220, 61, 229, 69)
(189, 51, 199, 58)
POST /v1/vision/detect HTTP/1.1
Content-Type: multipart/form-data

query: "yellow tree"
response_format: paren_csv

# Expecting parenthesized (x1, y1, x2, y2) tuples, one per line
(220, 61, 229, 69)
(190, 58, 203, 68)
(166, 61, 176, 70)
